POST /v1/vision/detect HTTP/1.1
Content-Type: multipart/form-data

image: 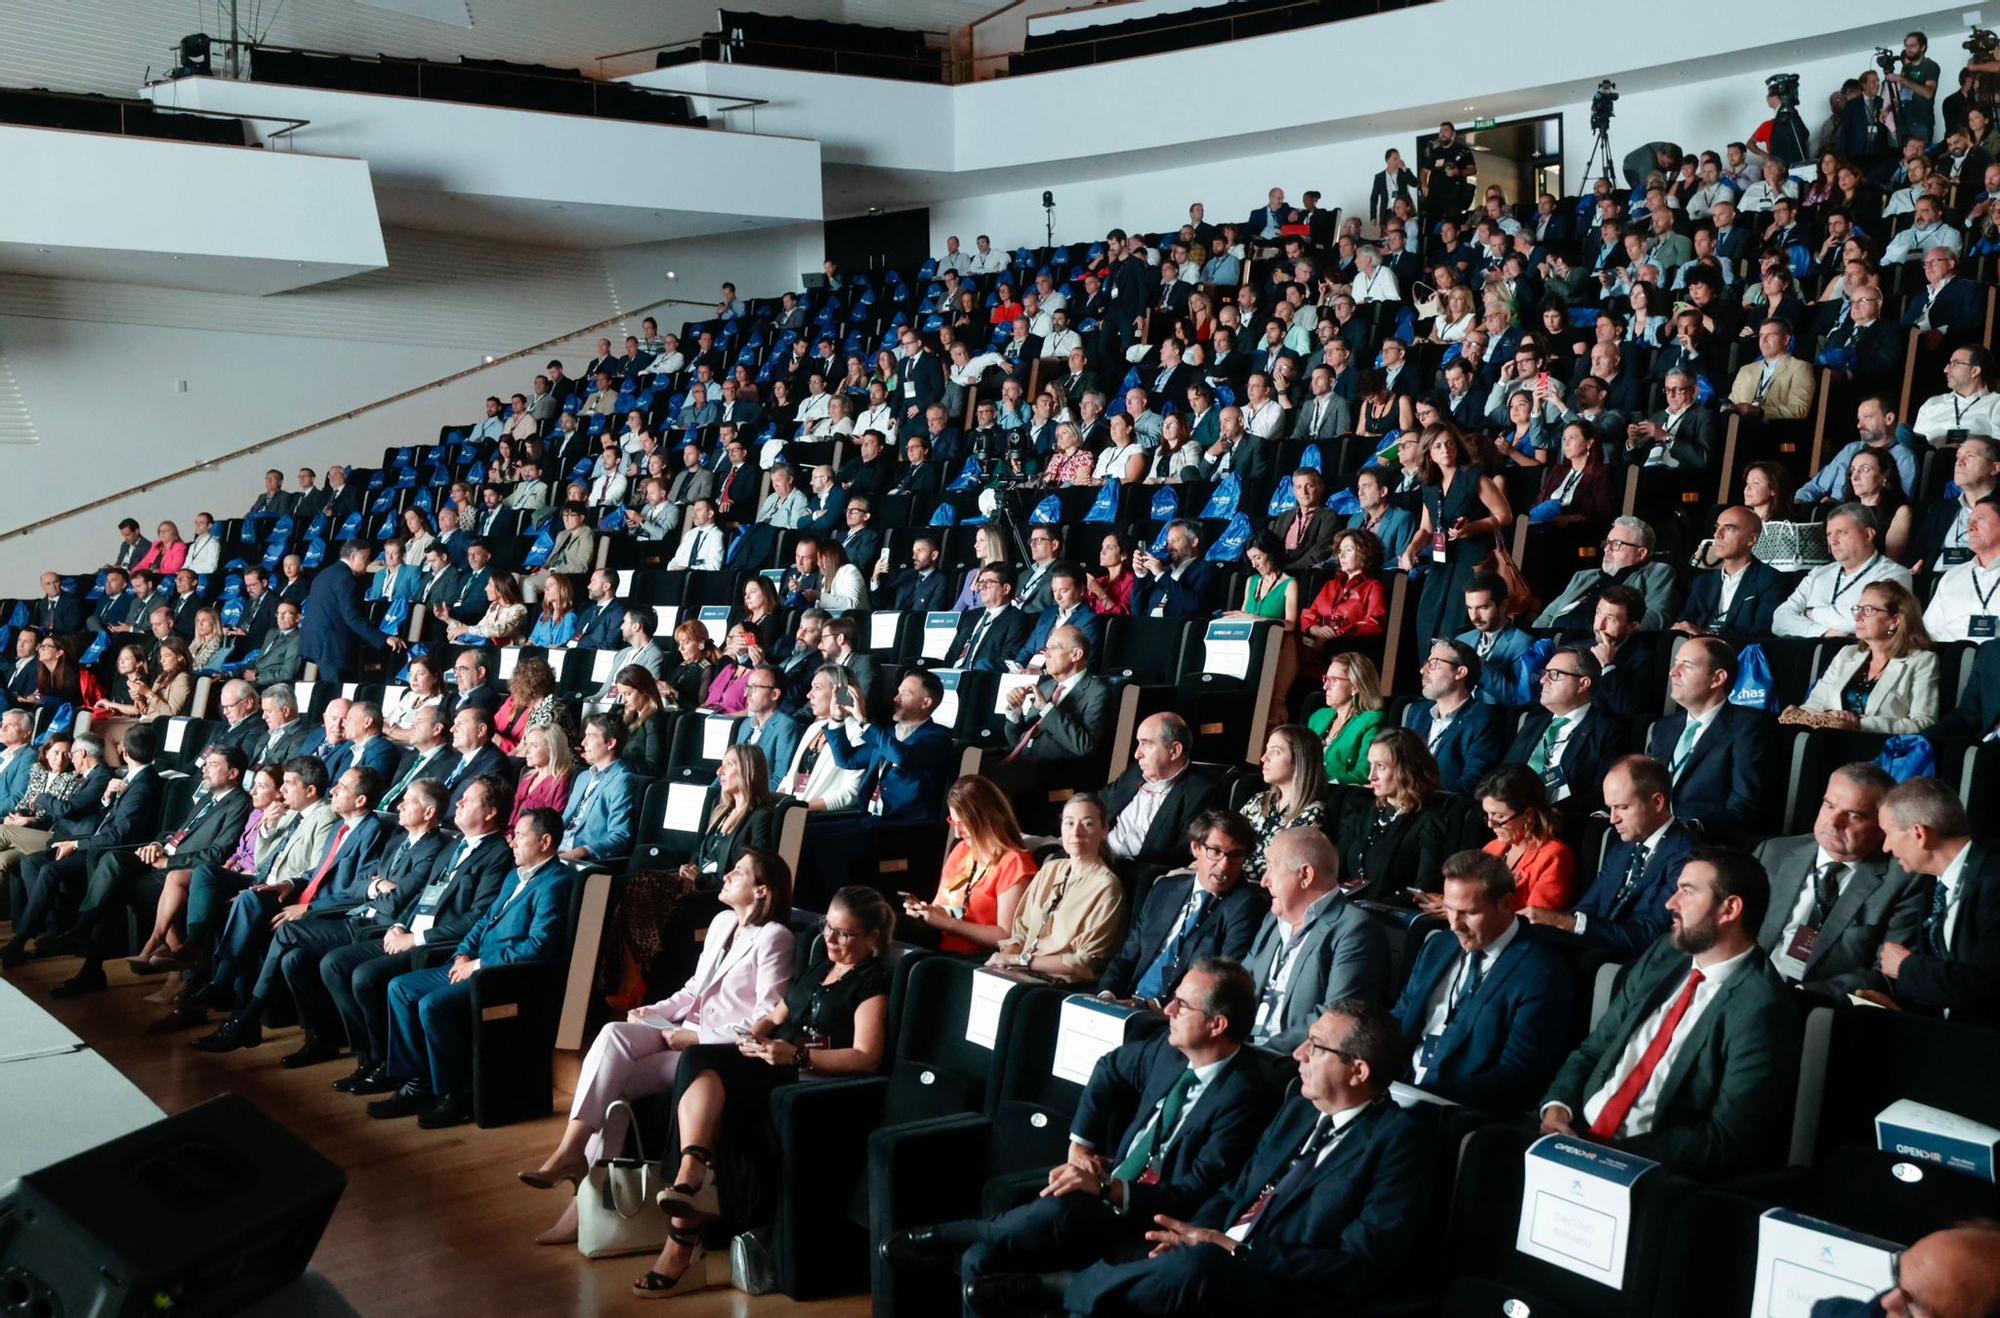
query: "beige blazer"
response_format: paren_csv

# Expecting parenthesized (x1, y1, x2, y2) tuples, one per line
(1804, 646, 1939, 734)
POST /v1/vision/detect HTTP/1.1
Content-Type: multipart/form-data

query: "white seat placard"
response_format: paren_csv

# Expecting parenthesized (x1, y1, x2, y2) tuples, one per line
(1515, 1135, 1658, 1287)
(1202, 620, 1254, 680)
(1749, 1208, 1896, 1318)
(965, 967, 1021, 1050)
(1051, 996, 1137, 1086)
(920, 611, 958, 661)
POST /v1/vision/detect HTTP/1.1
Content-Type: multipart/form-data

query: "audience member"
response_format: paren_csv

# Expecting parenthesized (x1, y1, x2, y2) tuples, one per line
(1243, 827, 1390, 1052)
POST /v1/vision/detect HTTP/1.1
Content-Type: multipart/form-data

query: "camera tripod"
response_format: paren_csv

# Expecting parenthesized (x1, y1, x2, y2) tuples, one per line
(1582, 120, 1617, 189)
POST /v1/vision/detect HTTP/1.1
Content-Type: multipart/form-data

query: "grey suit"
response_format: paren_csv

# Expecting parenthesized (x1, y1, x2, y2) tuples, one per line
(1242, 896, 1390, 1053)
(250, 628, 305, 685)
(1533, 560, 1680, 631)
(1000, 672, 1111, 762)
(1288, 391, 1354, 441)
(1753, 835, 1928, 999)
(593, 640, 665, 700)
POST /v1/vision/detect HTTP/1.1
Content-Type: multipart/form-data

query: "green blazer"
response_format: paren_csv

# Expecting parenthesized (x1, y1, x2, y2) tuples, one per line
(1542, 935, 1800, 1178)
(1307, 706, 1383, 786)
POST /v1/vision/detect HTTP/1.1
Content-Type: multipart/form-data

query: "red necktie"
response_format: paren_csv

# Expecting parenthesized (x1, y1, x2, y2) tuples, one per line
(294, 823, 351, 909)
(1589, 967, 1705, 1140)
(1005, 683, 1066, 763)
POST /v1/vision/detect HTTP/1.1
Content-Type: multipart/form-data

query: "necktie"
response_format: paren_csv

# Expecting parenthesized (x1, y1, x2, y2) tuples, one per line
(167, 794, 216, 851)
(963, 612, 995, 665)
(1135, 889, 1212, 1002)
(1232, 1114, 1337, 1236)
(1926, 880, 1952, 957)
(1451, 948, 1486, 1016)
(1810, 862, 1843, 926)
(295, 823, 351, 909)
(1670, 718, 1701, 780)
(1111, 1067, 1202, 1184)
(1589, 967, 1706, 1140)
(1611, 844, 1651, 913)
(381, 753, 428, 809)
(1529, 715, 1567, 775)
(1003, 682, 1066, 763)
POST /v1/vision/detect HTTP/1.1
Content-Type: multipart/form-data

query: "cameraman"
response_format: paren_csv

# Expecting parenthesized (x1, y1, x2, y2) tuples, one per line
(1883, 32, 1941, 144)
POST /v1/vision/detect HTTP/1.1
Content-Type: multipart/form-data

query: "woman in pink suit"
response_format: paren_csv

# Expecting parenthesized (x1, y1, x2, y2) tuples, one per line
(516, 849, 796, 1245)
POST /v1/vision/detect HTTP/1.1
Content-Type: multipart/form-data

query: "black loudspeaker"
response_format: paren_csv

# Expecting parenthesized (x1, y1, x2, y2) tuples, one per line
(0, 1094, 345, 1317)
(174, 32, 211, 78)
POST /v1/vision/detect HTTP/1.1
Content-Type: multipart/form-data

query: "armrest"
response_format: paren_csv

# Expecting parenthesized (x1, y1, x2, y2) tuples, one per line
(867, 1113, 997, 1237)
(980, 1167, 1051, 1218)
(773, 1074, 889, 1143)
(470, 958, 564, 1009)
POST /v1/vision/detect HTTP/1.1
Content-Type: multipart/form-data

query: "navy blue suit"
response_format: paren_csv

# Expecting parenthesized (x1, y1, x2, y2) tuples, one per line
(570, 600, 627, 651)
(1901, 277, 1986, 345)
(1680, 561, 1786, 647)
(1503, 706, 1627, 814)
(299, 563, 384, 683)
(1065, 1095, 1431, 1313)
(1012, 605, 1102, 668)
(1573, 819, 1698, 956)
(208, 812, 386, 1007)
(347, 735, 398, 783)
(1097, 874, 1267, 1000)
(1404, 699, 1507, 796)
(1131, 560, 1218, 619)
(825, 719, 953, 822)
(1645, 702, 1775, 842)
(1391, 922, 1574, 1111)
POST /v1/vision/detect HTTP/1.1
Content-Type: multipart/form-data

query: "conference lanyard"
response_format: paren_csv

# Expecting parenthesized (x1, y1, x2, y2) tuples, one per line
(1829, 555, 1879, 609)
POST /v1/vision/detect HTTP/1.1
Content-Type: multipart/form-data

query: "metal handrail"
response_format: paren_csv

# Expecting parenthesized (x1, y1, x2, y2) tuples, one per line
(3, 84, 308, 147)
(0, 295, 716, 545)
(972, 0, 1417, 65)
(619, 33, 953, 83)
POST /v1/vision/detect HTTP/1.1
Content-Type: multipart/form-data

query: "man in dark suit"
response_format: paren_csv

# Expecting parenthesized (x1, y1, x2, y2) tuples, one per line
(1935, 631, 2000, 741)
(35, 738, 245, 992)
(328, 777, 515, 1094)
(897, 341, 946, 438)
(1143, 340, 1196, 409)
(1808, 1223, 2000, 1317)
(1624, 370, 1718, 473)
(1394, 850, 1574, 1112)
(1131, 522, 1217, 620)
(994, 625, 1112, 770)
(25, 725, 168, 995)
(448, 647, 504, 720)
(247, 468, 290, 518)
(1901, 248, 1986, 346)
(1874, 778, 2000, 1024)
(877, 533, 954, 615)
(1816, 289, 1903, 391)
(1539, 846, 1801, 1178)
(201, 679, 270, 761)
(824, 669, 954, 823)
(30, 571, 83, 635)
(1010, 573, 1102, 669)
(1102, 714, 1221, 870)
(1268, 469, 1340, 573)
(367, 808, 577, 1129)
(1243, 827, 1391, 1052)
(571, 571, 627, 651)
(1674, 506, 1786, 646)
(439, 543, 495, 629)
(227, 568, 280, 647)
(1644, 636, 1774, 842)
(303, 542, 407, 683)
(250, 684, 311, 768)
(1063, 997, 1431, 1315)
(881, 959, 1279, 1315)
(440, 706, 507, 810)
(1504, 646, 1625, 814)
(378, 708, 458, 810)
(1527, 755, 1698, 957)
(415, 543, 466, 618)
(1755, 762, 1928, 1001)
(945, 563, 1033, 672)
(1404, 639, 1507, 796)
(170, 570, 207, 638)
(1098, 810, 1267, 1001)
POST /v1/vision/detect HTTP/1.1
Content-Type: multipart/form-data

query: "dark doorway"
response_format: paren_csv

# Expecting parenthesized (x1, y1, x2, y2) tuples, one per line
(1417, 114, 1565, 212)
(824, 207, 931, 275)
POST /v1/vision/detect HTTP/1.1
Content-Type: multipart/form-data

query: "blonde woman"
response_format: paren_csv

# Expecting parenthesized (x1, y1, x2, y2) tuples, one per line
(509, 724, 576, 834)
(1790, 581, 1940, 734)
(1428, 284, 1477, 343)
(902, 776, 1037, 955)
(188, 607, 228, 672)
(1239, 726, 1330, 883)
(987, 794, 1126, 983)
(1306, 653, 1386, 785)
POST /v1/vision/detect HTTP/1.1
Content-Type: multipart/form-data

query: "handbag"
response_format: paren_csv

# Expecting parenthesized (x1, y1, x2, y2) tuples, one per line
(575, 1099, 670, 1259)
(730, 1228, 777, 1295)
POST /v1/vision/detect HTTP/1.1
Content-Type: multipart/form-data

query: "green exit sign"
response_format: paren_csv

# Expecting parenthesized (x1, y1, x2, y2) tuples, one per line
(1473, 117, 1498, 129)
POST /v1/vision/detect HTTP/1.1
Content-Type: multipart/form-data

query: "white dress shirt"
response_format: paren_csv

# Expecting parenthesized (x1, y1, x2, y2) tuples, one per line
(1770, 554, 1914, 638)
(1911, 387, 2000, 444)
(1770, 844, 1843, 979)
(1107, 769, 1184, 859)
(1925, 554, 2000, 643)
(1575, 946, 1755, 1136)
(669, 524, 723, 570)
(1411, 918, 1521, 1081)
(183, 534, 220, 575)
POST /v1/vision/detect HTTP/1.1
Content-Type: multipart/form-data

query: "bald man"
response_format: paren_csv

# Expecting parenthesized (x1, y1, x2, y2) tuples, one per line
(1812, 1221, 2000, 1316)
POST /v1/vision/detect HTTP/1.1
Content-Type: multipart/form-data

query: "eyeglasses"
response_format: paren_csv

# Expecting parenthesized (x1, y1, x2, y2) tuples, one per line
(822, 925, 867, 943)
(1852, 603, 1893, 618)
(1162, 994, 1212, 1017)
(1302, 1035, 1355, 1061)
(1196, 840, 1251, 862)
(1603, 538, 1645, 553)
(1541, 668, 1585, 682)
(1484, 809, 1520, 830)
(1420, 656, 1458, 671)
(745, 683, 781, 693)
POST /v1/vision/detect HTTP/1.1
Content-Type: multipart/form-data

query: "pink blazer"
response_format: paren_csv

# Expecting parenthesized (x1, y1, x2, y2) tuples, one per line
(652, 910, 795, 1043)
(135, 540, 187, 577)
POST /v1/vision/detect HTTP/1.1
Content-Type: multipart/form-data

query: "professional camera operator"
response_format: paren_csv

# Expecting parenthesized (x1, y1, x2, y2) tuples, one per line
(1763, 74, 1812, 167)
(1881, 32, 1942, 145)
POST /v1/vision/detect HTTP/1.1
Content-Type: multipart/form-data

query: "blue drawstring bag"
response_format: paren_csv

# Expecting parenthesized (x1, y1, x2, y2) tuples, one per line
(1150, 524, 1173, 557)
(1328, 488, 1361, 516)
(1205, 514, 1253, 563)
(35, 703, 74, 746)
(1266, 479, 1298, 517)
(522, 524, 557, 570)
(929, 502, 959, 526)
(1728, 643, 1782, 712)
(946, 457, 983, 493)
(1029, 496, 1063, 525)
(6, 602, 25, 630)
(1199, 473, 1241, 520)
(79, 633, 107, 666)
(1149, 487, 1180, 523)
(1299, 444, 1323, 473)
(1084, 479, 1122, 524)
(219, 597, 245, 628)
(1527, 500, 1564, 524)
(600, 506, 627, 532)
(1500, 638, 1556, 708)
(1880, 736, 1937, 783)
(380, 598, 411, 637)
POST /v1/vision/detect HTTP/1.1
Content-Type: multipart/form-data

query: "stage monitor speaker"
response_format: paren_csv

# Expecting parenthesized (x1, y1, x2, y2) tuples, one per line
(0, 1093, 345, 1317)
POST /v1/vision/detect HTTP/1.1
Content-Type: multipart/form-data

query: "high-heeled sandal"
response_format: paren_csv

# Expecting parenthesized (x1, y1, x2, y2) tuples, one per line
(654, 1144, 720, 1220)
(517, 1156, 588, 1191)
(632, 1228, 710, 1299)
(123, 939, 163, 974)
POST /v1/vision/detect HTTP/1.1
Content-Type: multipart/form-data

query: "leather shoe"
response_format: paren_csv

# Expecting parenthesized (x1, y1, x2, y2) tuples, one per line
(346, 1066, 401, 1097)
(35, 930, 86, 959)
(192, 1020, 262, 1054)
(366, 1084, 432, 1119)
(417, 1092, 473, 1129)
(964, 1273, 1065, 1318)
(281, 1038, 342, 1070)
(50, 966, 108, 998)
(879, 1223, 978, 1267)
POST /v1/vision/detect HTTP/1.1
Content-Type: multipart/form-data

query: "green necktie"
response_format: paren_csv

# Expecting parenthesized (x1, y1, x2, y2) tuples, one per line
(1670, 717, 1701, 780)
(1112, 1067, 1202, 1184)
(1529, 715, 1567, 775)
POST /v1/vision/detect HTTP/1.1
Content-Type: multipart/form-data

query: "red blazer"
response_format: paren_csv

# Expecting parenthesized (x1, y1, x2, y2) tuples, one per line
(1536, 460, 1614, 526)
(1300, 571, 1386, 640)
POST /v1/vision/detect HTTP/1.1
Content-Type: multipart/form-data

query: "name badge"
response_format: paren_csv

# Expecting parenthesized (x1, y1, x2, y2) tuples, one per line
(1430, 531, 1448, 564)
(1785, 924, 1820, 964)
(1541, 763, 1569, 802)
(1972, 616, 1998, 639)
(1150, 596, 1167, 617)
(410, 914, 436, 935)
(1943, 547, 1973, 567)
(903, 380, 917, 398)
(1418, 1033, 1442, 1074)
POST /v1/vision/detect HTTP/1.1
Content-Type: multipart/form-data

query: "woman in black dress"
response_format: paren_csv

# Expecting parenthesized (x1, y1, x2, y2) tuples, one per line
(1403, 423, 1512, 645)
(1334, 727, 1449, 902)
(634, 885, 894, 1298)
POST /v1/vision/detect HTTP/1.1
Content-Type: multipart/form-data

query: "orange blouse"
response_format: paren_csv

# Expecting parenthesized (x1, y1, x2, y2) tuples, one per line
(1483, 836, 1579, 912)
(931, 841, 1039, 954)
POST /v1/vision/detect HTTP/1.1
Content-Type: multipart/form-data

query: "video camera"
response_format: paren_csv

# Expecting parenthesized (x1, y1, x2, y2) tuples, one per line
(1765, 72, 1801, 110)
(1966, 27, 1999, 61)
(1590, 80, 1618, 133)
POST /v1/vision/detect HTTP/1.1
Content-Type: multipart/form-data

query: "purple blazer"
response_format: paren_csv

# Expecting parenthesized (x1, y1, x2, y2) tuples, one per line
(653, 910, 795, 1042)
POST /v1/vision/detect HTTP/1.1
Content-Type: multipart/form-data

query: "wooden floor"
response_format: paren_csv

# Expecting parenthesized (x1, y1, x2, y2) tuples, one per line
(6, 952, 873, 1318)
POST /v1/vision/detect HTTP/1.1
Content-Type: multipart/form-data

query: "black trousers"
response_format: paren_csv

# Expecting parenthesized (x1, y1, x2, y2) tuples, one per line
(318, 938, 413, 1063)
(961, 1193, 1143, 1318)
(246, 914, 361, 1030)
(1064, 1241, 1293, 1316)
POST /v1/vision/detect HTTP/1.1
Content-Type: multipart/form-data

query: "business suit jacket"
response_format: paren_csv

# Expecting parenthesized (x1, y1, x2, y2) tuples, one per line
(1289, 392, 1354, 442)
(249, 720, 310, 770)
(1404, 698, 1506, 796)
(733, 711, 803, 797)
(560, 761, 635, 861)
(1070, 1096, 1429, 1304)
(945, 606, 1033, 672)
(1682, 560, 1786, 647)
(298, 565, 382, 681)
(825, 719, 953, 822)
(1130, 560, 1218, 619)
(883, 568, 953, 615)
(1633, 405, 1718, 473)
(1937, 633, 2000, 739)
(1333, 794, 1447, 903)
(300, 812, 387, 910)
(251, 628, 304, 685)
(571, 600, 626, 651)
(1902, 277, 1985, 344)
(1804, 647, 1940, 734)
(1392, 921, 1575, 1112)
(32, 593, 83, 635)
(650, 910, 794, 1043)
(80, 768, 165, 858)
(1001, 671, 1113, 763)
(1895, 842, 2000, 1024)
(1072, 1038, 1279, 1224)
(1269, 507, 1341, 572)
(1096, 873, 1267, 999)
(1573, 818, 1699, 956)
(1543, 935, 1802, 1177)
(390, 833, 513, 947)
(1727, 356, 1815, 419)
(1456, 625, 1534, 707)
(1753, 835, 1925, 999)
(1534, 560, 1679, 632)
(445, 566, 493, 625)
(1243, 900, 1392, 1052)
(1504, 705, 1626, 814)
(1100, 765, 1221, 868)
(455, 861, 577, 963)
(442, 744, 506, 808)
(347, 829, 450, 926)
(1012, 605, 1102, 668)
(1646, 702, 1775, 841)
(0, 749, 34, 821)
(44, 766, 113, 840)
